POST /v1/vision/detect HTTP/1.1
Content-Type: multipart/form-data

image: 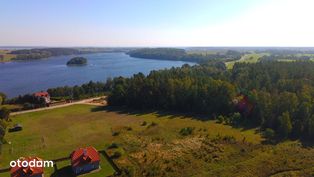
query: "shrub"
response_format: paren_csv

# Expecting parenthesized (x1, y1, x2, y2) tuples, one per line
(179, 127, 194, 136)
(217, 115, 225, 123)
(141, 121, 147, 126)
(222, 135, 236, 143)
(147, 122, 158, 128)
(263, 128, 276, 139)
(111, 151, 122, 159)
(23, 102, 34, 110)
(112, 131, 119, 136)
(107, 142, 119, 149)
(126, 126, 132, 131)
(0, 108, 10, 121)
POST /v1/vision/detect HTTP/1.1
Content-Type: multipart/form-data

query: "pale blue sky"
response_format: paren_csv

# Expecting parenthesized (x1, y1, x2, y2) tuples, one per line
(1, 0, 314, 46)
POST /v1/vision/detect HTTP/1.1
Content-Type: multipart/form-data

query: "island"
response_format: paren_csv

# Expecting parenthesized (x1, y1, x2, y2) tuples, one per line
(66, 57, 87, 66)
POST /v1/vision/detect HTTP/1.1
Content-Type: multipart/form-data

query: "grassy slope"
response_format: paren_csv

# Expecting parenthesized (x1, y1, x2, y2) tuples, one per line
(1, 104, 313, 176)
(0, 50, 16, 62)
(225, 53, 266, 69)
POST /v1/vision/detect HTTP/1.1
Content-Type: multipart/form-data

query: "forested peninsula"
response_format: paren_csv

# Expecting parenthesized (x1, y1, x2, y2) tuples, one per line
(127, 48, 242, 63)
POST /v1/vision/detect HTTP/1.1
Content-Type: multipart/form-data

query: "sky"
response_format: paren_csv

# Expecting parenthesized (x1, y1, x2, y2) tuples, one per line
(1, 0, 314, 47)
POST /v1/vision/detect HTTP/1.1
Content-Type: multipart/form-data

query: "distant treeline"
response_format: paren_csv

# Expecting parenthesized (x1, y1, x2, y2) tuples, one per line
(10, 47, 132, 60)
(7, 81, 109, 107)
(107, 61, 314, 141)
(260, 54, 311, 62)
(47, 81, 109, 99)
(256, 49, 314, 55)
(6, 94, 47, 109)
(10, 48, 82, 60)
(127, 48, 241, 63)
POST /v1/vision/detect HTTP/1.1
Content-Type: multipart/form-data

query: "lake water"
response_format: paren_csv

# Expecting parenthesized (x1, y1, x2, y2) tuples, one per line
(0, 52, 194, 98)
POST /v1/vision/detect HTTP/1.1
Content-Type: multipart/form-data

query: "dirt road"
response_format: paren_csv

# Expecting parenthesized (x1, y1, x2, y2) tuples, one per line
(10, 96, 107, 116)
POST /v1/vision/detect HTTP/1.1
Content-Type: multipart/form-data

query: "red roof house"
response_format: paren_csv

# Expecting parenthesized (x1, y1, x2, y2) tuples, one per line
(234, 94, 255, 116)
(33, 91, 51, 104)
(10, 157, 44, 177)
(71, 146, 101, 175)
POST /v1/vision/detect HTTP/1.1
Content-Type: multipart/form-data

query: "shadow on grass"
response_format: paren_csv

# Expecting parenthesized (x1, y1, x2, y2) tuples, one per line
(300, 140, 314, 148)
(92, 105, 214, 122)
(51, 165, 75, 177)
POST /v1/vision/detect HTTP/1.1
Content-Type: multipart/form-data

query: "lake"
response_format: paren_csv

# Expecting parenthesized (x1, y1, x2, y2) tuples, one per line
(0, 52, 194, 98)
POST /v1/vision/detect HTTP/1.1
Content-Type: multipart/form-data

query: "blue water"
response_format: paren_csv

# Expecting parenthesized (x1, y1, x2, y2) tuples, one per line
(0, 52, 194, 98)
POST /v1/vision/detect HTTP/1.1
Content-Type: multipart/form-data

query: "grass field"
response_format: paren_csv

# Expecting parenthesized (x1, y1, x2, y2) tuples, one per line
(225, 53, 266, 69)
(1, 104, 313, 176)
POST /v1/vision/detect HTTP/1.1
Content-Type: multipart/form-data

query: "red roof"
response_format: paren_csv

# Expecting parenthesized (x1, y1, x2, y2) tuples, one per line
(71, 146, 100, 167)
(10, 157, 44, 177)
(34, 91, 49, 97)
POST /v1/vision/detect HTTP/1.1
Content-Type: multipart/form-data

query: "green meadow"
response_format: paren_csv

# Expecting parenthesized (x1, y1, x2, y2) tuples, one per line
(1, 104, 313, 176)
(225, 53, 266, 69)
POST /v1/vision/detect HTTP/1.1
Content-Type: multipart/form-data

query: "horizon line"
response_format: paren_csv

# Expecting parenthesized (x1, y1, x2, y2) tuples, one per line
(2, 46, 314, 48)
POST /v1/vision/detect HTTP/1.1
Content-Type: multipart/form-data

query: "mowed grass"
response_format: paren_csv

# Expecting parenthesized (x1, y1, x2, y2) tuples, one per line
(1, 104, 313, 176)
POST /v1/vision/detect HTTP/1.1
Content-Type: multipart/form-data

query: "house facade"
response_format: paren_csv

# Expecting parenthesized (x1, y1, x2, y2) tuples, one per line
(71, 146, 100, 175)
(10, 157, 44, 177)
(34, 91, 51, 104)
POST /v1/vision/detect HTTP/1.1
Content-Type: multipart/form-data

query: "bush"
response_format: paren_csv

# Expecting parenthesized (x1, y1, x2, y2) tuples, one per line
(217, 115, 225, 123)
(263, 128, 276, 139)
(23, 102, 35, 110)
(222, 135, 236, 143)
(147, 122, 158, 128)
(112, 131, 119, 136)
(141, 121, 147, 126)
(0, 108, 10, 121)
(107, 142, 119, 149)
(179, 127, 194, 136)
(126, 126, 132, 131)
(111, 151, 122, 159)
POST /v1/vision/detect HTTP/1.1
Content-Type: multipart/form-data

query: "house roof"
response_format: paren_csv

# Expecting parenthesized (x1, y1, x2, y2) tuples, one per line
(71, 146, 100, 167)
(34, 91, 49, 97)
(10, 157, 44, 177)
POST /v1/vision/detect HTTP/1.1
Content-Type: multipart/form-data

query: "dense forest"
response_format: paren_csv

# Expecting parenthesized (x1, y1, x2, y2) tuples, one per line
(47, 81, 108, 99)
(107, 61, 314, 141)
(10, 48, 82, 60)
(128, 48, 241, 63)
(260, 54, 311, 62)
(9, 47, 131, 60)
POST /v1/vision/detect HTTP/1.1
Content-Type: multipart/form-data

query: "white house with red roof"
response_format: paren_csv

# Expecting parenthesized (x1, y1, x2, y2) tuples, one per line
(33, 91, 51, 104)
(70, 146, 101, 175)
(10, 157, 44, 177)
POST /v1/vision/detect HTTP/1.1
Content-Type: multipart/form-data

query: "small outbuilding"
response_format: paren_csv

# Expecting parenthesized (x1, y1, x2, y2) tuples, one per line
(71, 146, 101, 175)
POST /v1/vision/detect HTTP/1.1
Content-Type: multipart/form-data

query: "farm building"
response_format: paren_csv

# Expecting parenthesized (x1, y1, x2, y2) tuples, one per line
(33, 91, 51, 104)
(71, 146, 101, 175)
(10, 157, 44, 177)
